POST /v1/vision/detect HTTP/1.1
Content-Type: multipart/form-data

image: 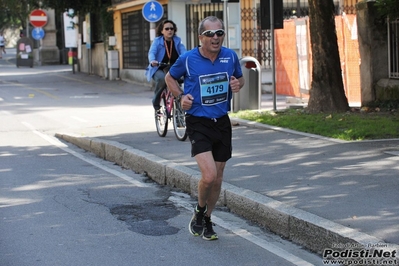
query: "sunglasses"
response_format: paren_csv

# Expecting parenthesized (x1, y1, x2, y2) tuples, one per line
(201, 29, 225, 37)
(164, 27, 174, 31)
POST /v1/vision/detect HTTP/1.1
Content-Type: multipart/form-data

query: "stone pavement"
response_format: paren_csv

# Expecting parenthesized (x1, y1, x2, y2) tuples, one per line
(2, 49, 398, 259)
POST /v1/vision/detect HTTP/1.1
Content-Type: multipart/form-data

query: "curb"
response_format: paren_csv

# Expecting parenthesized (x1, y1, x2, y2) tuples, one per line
(55, 133, 399, 255)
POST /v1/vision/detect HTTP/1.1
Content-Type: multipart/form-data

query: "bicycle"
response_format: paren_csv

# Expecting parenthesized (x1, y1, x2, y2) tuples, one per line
(154, 62, 187, 141)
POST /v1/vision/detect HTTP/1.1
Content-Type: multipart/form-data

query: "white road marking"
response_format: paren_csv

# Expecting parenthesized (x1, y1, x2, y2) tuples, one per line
(69, 96, 99, 99)
(70, 116, 88, 123)
(21, 121, 148, 188)
(0, 69, 71, 76)
(169, 194, 315, 266)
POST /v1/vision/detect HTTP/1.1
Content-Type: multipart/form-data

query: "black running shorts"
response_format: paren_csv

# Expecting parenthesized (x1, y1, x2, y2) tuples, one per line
(185, 114, 232, 162)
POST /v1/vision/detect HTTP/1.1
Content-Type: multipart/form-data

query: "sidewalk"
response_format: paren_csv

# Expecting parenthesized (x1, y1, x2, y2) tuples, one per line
(2, 55, 398, 258)
(0, 48, 71, 76)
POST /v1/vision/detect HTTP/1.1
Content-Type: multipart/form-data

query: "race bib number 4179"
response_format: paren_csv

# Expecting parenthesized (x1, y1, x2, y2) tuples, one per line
(199, 72, 229, 106)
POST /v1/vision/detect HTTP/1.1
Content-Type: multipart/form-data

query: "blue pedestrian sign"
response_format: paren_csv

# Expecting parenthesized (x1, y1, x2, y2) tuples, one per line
(142, 1, 164, 23)
(32, 27, 45, 40)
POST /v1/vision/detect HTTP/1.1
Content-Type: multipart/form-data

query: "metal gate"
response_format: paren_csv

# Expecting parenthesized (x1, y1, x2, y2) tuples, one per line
(185, 1, 273, 68)
(241, 0, 272, 68)
(185, 3, 224, 49)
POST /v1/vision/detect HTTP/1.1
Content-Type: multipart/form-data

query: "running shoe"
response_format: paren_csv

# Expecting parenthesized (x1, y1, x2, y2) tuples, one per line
(203, 215, 218, 240)
(188, 204, 207, 236)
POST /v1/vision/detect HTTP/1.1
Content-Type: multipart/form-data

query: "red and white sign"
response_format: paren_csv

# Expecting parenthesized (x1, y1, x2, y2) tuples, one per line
(29, 9, 48, 28)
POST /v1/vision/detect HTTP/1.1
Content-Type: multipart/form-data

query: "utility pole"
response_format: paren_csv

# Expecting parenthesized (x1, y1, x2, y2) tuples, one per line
(270, 0, 276, 111)
(222, 0, 229, 48)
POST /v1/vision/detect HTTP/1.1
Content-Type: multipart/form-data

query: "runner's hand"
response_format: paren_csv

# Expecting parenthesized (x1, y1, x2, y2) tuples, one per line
(230, 76, 241, 93)
(181, 94, 193, 110)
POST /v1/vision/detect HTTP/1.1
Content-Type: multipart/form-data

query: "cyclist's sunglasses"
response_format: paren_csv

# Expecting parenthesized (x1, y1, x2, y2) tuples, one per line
(201, 29, 225, 37)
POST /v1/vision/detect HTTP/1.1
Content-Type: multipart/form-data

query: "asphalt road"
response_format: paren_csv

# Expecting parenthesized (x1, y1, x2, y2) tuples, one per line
(0, 57, 323, 266)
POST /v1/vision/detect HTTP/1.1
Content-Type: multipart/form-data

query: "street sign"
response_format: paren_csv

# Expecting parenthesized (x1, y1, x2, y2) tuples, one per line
(142, 1, 164, 23)
(63, 11, 78, 48)
(31, 27, 45, 40)
(30, 9, 48, 28)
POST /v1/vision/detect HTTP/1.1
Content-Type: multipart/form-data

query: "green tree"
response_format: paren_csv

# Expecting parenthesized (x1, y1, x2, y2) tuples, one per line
(375, 0, 399, 20)
(0, 0, 113, 37)
(0, 0, 36, 29)
(40, 0, 111, 16)
(41, 0, 114, 41)
(306, 0, 350, 113)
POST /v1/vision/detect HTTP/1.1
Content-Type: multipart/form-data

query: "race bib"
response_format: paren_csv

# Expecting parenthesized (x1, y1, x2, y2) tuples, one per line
(199, 72, 229, 106)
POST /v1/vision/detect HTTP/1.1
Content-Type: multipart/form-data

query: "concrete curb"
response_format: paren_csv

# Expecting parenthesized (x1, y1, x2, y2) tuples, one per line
(55, 133, 398, 255)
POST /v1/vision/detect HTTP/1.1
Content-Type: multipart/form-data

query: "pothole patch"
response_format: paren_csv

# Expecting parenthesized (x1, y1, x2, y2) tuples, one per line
(110, 201, 180, 236)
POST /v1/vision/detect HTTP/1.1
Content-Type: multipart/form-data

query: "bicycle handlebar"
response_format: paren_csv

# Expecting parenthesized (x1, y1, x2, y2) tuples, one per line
(156, 62, 169, 67)
(155, 62, 184, 84)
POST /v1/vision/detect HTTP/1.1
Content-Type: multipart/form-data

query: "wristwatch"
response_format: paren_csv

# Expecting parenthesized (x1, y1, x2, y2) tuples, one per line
(176, 93, 184, 102)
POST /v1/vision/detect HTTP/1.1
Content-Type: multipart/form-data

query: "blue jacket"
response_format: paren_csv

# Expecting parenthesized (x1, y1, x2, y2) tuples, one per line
(145, 35, 187, 82)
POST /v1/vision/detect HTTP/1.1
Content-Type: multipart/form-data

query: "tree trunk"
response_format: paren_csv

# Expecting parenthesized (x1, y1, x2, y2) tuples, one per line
(307, 0, 349, 113)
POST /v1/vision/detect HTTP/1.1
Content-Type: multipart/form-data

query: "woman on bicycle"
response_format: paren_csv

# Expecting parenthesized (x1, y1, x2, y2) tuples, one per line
(145, 20, 187, 112)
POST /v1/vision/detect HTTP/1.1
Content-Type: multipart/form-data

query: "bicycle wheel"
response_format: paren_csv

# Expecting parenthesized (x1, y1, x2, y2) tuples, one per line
(155, 95, 168, 137)
(173, 99, 188, 141)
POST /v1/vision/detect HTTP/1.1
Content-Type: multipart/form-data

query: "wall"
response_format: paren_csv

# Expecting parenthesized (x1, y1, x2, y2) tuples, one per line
(337, 14, 361, 106)
(356, 1, 389, 105)
(120, 69, 149, 87)
(275, 15, 361, 106)
(77, 39, 144, 84)
(275, 20, 300, 97)
(168, 0, 188, 48)
(79, 42, 106, 77)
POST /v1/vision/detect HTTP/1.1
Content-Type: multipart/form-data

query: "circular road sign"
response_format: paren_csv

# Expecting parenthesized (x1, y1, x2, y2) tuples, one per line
(32, 27, 45, 40)
(30, 9, 48, 28)
(142, 1, 164, 23)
